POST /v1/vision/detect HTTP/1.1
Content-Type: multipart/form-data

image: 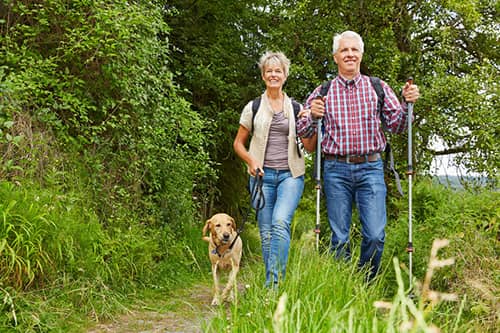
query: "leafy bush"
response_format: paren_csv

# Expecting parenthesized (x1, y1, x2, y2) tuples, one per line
(0, 0, 214, 227)
(0, 1, 215, 330)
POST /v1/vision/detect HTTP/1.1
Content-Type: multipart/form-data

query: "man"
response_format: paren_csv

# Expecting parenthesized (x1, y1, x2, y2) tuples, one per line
(297, 30, 420, 280)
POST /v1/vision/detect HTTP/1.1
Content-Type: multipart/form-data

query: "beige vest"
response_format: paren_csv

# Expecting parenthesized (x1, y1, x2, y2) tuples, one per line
(239, 93, 305, 178)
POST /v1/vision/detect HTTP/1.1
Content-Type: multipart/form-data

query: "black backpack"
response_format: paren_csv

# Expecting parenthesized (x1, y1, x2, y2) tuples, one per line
(318, 77, 403, 195)
(251, 96, 303, 158)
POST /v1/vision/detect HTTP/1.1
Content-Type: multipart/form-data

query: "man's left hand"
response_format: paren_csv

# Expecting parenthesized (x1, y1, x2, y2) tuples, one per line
(402, 83, 420, 103)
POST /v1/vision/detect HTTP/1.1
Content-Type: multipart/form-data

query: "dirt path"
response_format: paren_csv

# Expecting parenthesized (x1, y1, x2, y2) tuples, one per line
(86, 280, 218, 333)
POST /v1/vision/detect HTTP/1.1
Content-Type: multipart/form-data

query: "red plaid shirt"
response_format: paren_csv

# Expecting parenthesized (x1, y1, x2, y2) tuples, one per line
(297, 74, 411, 156)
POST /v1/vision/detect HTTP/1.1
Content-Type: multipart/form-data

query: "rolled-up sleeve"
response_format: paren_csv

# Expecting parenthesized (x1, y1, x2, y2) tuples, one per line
(296, 113, 315, 137)
(297, 86, 322, 138)
(381, 82, 413, 134)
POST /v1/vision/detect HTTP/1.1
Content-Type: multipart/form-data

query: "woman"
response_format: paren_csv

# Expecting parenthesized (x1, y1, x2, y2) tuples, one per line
(233, 51, 305, 288)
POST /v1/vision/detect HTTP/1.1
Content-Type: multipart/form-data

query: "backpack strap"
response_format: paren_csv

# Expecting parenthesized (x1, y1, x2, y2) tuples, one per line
(384, 142, 404, 196)
(251, 96, 262, 133)
(291, 99, 303, 158)
(369, 76, 404, 196)
(291, 100, 301, 118)
(369, 77, 386, 129)
(251, 97, 303, 158)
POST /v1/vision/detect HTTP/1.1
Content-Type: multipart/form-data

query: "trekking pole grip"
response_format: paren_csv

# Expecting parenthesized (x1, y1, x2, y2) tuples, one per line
(405, 77, 414, 105)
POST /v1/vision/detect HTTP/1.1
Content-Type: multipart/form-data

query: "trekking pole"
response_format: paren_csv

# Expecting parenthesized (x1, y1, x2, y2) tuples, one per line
(314, 94, 325, 251)
(315, 117, 322, 251)
(405, 77, 414, 295)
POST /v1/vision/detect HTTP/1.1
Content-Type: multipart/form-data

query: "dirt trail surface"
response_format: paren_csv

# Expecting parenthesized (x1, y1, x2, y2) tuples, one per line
(86, 281, 218, 333)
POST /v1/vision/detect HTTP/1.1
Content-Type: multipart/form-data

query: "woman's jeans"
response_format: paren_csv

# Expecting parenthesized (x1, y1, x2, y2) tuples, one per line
(323, 158, 387, 281)
(250, 168, 304, 287)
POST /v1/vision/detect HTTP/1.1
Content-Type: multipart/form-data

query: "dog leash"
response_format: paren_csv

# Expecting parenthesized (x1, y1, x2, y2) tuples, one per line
(226, 168, 265, 252)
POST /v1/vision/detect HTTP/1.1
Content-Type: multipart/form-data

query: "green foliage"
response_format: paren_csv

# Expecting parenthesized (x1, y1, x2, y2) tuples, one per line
(417, 66, 499, 178)
(166, 0, 274, 218)
(0, 0, 214, 330)
(167, 0, 498, 215)
(0, 0, 213, 226)
(0, 181, 111, 330)
(0, 181, 123, 289)
(0, 0, 498, 331)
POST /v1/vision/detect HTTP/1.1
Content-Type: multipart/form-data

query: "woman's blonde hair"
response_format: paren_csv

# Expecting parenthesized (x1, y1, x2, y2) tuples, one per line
(258, 51, 290, 77)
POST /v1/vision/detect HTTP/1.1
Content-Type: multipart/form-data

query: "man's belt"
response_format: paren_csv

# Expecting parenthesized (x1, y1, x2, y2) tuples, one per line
(324, 153, 381, 164)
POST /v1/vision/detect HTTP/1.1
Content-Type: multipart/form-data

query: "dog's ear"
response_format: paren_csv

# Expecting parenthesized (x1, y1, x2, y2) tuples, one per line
(202, 219, 212, 241)
(230, 216, 237, 231)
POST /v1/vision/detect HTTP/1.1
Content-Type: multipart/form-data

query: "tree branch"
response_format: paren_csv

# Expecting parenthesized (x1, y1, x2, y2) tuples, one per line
(428, 147, 468, 156)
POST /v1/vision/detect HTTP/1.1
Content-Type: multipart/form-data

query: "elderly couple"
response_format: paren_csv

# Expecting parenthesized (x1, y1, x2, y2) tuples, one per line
(233, 30, 420, 288)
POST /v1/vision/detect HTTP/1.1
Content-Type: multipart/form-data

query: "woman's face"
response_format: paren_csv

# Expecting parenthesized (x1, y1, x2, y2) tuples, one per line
(262, 61, 286, 90)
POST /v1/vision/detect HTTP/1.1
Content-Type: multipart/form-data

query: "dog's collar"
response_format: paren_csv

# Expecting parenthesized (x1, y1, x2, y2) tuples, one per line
(212, 243, 231, 257)
(211, 233, 238, 258)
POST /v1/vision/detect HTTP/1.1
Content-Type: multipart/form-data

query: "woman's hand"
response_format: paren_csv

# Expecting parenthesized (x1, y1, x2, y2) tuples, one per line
(249, 163, 264, 177)
(297, 109, 311, 118)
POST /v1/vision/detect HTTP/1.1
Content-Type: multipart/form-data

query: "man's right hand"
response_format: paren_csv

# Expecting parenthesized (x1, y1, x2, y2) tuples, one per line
(311, 97, 325, 119)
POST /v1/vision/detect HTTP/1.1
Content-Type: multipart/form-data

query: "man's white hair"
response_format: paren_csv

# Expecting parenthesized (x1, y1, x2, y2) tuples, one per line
(332, 31, 364, 54)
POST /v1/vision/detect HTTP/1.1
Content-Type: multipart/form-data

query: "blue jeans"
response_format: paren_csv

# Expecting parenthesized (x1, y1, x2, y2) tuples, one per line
(323, 158, 387, 280)
(250, 168, 304, 287)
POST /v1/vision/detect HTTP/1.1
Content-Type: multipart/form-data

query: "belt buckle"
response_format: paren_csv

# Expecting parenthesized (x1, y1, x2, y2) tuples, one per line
(346, 155, 364, 164)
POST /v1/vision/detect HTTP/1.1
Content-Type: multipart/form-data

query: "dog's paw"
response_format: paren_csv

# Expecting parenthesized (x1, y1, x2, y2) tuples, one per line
(225, 294, 235, 303)
(221, 288, 236, 303)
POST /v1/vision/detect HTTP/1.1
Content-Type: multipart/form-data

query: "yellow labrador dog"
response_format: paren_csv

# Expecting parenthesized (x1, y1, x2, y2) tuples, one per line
(202, 213, 242, 306)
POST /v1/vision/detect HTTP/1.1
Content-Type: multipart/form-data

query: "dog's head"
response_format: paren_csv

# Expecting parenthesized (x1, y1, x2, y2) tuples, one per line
(202, 213, 237, 245)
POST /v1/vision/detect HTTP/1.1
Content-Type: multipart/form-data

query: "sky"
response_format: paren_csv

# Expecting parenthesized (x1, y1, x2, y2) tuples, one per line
(431, 154, 460, 176)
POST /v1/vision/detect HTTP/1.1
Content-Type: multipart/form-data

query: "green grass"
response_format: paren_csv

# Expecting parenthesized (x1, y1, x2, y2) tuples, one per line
(203, 238, 477, 332)
(0, 180, 209, 332)
(203, 179, 499, 332)
(0, 178, 497, 332)
(204, 240, 395, 332)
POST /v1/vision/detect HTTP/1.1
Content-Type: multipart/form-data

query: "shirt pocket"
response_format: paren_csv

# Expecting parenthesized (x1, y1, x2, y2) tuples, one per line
(361, 94, 379, 121)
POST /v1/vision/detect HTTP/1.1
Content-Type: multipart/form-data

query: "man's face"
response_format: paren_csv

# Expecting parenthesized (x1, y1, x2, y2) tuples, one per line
(333, 37, 363, 77)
